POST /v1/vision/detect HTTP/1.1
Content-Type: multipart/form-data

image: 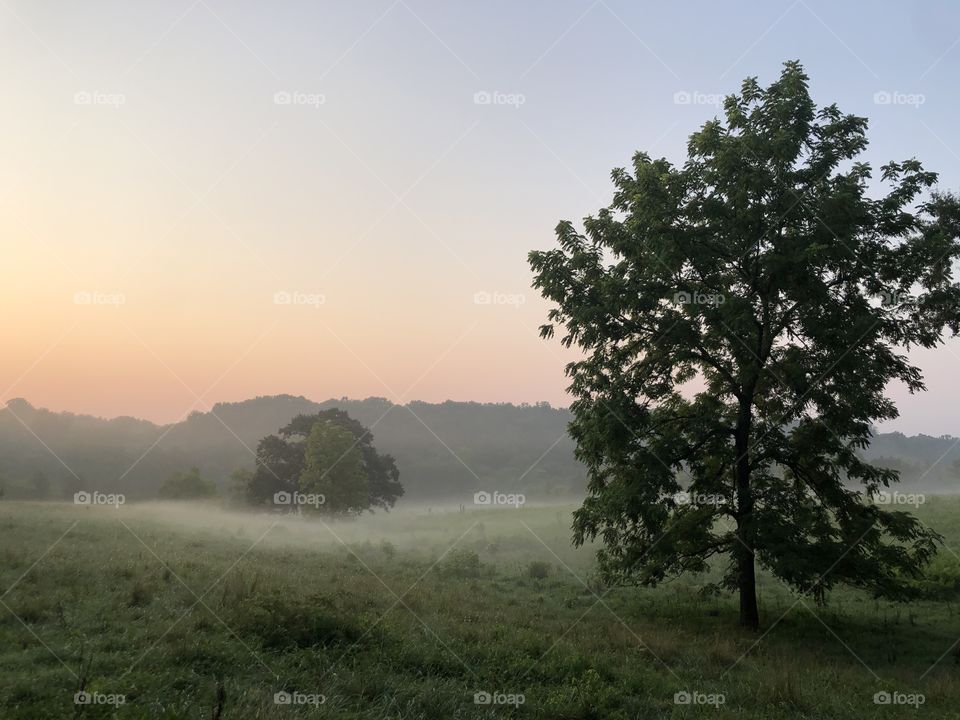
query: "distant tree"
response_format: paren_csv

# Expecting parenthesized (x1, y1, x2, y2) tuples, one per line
(529, 61, 960, 628)
(158, 467, 218, 500)
(244, 434, 303, 505)
(244, 409, 403, 513)
(871, 456, 924, 483)
(228, 467, 254, 504)
(300, 421, 368, 515)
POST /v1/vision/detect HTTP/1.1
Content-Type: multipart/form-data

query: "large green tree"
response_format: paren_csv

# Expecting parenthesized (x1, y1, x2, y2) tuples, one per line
(529, 61, 960, 628)
(244, 409, 403, 514)
(300, 421, 369, 515)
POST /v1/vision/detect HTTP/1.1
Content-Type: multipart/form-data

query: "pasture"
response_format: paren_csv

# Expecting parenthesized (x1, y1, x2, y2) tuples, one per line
(3, 499, 960, 718)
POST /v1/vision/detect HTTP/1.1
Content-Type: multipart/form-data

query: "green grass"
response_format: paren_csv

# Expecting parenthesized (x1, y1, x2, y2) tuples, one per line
(3, 498, 960, 718)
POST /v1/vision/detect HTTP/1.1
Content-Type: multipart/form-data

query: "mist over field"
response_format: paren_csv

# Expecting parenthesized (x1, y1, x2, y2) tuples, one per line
(5, 1, 960, 718)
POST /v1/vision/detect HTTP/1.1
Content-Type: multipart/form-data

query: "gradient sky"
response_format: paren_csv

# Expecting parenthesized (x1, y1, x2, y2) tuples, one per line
(2, 0, 959, 433)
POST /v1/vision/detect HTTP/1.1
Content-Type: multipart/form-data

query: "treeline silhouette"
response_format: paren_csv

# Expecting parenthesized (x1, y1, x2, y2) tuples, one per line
(0, 396, 581, 503)
(0, 395, 956, 503)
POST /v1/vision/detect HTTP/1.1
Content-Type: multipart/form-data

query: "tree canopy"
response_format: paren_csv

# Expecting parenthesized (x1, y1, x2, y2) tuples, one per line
(158, 467, 218, 500)
(300, 420, 368, 514)
(243, 409, 403, 515)
(529, 61, 960, 628)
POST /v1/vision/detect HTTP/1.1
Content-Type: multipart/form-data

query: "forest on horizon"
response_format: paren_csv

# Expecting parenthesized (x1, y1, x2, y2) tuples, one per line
(2, 394, 957, 503)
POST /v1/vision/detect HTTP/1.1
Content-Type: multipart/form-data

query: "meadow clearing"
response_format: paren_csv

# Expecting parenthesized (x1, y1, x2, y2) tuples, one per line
(3, 498, 960, 718)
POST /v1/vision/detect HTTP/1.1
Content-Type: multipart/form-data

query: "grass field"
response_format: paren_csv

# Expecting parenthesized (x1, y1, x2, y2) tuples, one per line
(3, 498, 960, 718)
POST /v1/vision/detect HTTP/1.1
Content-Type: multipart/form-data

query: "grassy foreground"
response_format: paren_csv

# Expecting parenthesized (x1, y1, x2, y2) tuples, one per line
(3, 499, 960, 718)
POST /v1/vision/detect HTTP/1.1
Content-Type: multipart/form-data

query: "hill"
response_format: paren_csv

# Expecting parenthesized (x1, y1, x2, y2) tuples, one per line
(0, 396, 580, 503)
(0, 395, 957, 504)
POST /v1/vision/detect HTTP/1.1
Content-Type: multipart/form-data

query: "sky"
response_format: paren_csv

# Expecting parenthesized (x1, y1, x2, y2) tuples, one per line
(1, 0, 959, 434)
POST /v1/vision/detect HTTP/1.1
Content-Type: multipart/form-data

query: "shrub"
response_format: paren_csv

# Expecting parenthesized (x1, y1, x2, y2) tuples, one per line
(232, 592, 365, 649)
(380, 540, 396, 560)
(910, 558, 960, 600)
(527, 560, 551, 580)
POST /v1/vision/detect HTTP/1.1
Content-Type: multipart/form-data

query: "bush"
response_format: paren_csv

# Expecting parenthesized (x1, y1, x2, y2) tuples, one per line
(232, 592, 365, 649)
(911, 558, 960, 600)
(380, 540, 396, 560)
(527, 560, 551, 580)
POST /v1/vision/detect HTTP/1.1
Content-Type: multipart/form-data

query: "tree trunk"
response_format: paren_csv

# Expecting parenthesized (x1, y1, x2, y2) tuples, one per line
(736, 538, 759, 629)
(735, 400, 760, 630)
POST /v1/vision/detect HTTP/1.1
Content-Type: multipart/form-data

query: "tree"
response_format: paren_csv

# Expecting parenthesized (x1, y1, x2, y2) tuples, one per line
(244, 409, 403, 514)
(244, 433, 304, 506)
(300, 421, 368, 515)
(529, 61, 960, 629)
(158, 467, 218, 500)
(229, 467, 254, 504)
